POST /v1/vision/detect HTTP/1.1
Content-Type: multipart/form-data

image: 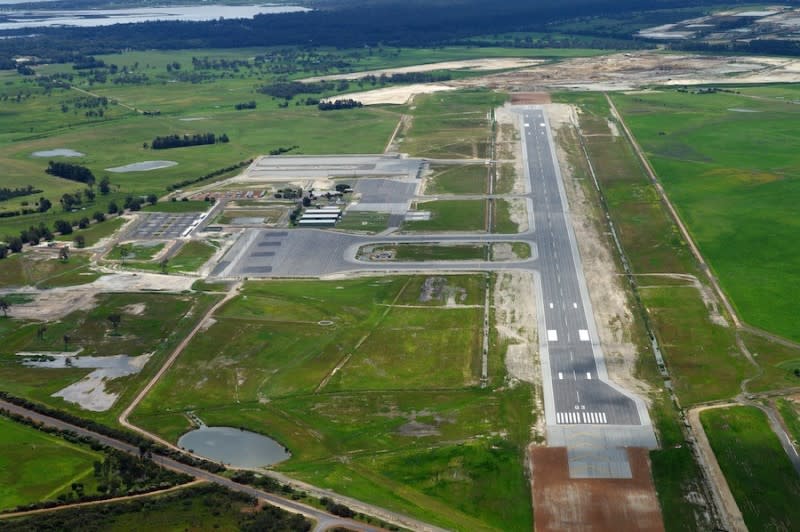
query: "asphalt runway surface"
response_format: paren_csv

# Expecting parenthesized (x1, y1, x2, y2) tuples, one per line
(519, 108, 641, 427)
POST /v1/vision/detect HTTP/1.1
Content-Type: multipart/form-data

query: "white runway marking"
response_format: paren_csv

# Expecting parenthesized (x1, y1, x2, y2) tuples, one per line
(547, 329, 558, 342)
(586, 372, 592, 380)
(549, 302, 554, 309)
(579, 329, 590, 342)
(556, 411, 608, 424)
(573, 302, 578, 309)
(558, 372, 563, 380)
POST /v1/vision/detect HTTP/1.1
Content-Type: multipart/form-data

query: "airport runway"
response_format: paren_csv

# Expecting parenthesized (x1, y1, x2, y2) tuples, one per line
(519, 108, 641, 427)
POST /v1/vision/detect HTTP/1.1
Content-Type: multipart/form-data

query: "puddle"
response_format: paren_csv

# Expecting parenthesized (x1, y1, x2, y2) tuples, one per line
(106, 160, 178, 173)
(31, 148, 85, 157)
(178, 426, 290, 468)
(18, 352, 151, 411)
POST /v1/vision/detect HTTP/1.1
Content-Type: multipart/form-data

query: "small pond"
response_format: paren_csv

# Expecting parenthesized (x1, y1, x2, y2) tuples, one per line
(31, 148, 85, 157)
(178, 426, 290, 468)
(106, 160, 177, 173)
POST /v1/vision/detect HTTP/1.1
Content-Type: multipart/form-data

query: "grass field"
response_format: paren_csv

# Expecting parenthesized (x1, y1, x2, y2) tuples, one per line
(336, 211, 389, 233)
(361, 243, 488, 261)
(701, 406, 800, 531)
(108, 242, 164, 261)
(402, 90, 507, 159)
(0, 292, 219, 425)
(613, 89, 800, 342)
(425, 164, 488, 194)
(0, 415, 101, 510)
(403, 200, 487, 232)
(56, 216, 126, 247)
(0, 252, 99, 288)
(132, 276, 534, 531)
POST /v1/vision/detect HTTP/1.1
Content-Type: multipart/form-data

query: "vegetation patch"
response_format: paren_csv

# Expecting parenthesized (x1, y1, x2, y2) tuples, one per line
(701, 406, 800, 531)
(614, 89, 800, 342)
(403, 200, 486, 232)
(425, 164, 488, 194)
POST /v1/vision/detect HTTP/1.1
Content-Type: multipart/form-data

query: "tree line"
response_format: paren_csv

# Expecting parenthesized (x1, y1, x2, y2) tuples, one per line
(150, 132, 229, 150)
(46, 161, 95, 185)
(318, 99, 363, 111)
(0, 185, 43, 202)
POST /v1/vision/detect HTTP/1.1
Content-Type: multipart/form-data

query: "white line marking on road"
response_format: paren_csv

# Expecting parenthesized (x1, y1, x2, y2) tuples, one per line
(524, 123, 530, 127)
(579, 329, 590, 342)
(558, 372, 563, 380)
(601, 412, 607, 424)
(573, 302, 578, 309)
(576, 390, 581, 402)
(586, 372, 592, 380)
(582, 412, 587, 423)
(549, 302, 554, 309)
(547, 329, 558, 342)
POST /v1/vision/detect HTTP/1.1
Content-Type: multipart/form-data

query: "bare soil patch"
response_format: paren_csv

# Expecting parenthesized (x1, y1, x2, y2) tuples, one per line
(530, 446, 664, 531)
(325, 83, 455, 105)
(510, 92, 551, 104)
(304, 58, 543, 82)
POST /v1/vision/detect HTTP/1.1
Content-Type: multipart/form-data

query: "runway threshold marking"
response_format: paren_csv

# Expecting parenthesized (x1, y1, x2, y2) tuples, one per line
(579, 329, 590, 342)
(547, 330, 558, 342)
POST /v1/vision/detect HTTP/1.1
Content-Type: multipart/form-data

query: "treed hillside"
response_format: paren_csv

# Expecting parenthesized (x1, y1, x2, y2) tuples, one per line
(0, 0, 753, 65)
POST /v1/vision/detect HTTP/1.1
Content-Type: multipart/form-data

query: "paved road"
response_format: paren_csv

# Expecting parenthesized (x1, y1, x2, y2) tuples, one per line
(520, 108, 642, 427)
(0, 400, 384, 532)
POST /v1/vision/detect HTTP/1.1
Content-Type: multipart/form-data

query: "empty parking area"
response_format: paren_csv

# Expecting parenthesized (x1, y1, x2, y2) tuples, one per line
(244, 155, 425, 181)
(129, 212, 203, 239)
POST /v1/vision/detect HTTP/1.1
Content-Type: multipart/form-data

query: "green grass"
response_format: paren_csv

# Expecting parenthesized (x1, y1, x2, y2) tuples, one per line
(142, 200, 211, 213)
(56, 216, 125, 247)
(0, 415, 101, 510)
(509, 242, 531, 259)
(639, 284, 751, 405)
(336, 211, 389, 233)
(776, 399, 800, 452)
(362, 243, 488, 261)
(0, 292, 219, 426)
(166, 241, 217, 272)
(701, 406, 800, 531)
(132, 276, 534, 530)
(403, 200, 487, 232)
(402, 90, 507, 159)
(492, 199, 521, 234)
(108, 242, 165, 261)
(740, 332, 800, 393)
(613, 88, 800, 342)
(0, 252, 95, 288)
(425, 165, 488, 194)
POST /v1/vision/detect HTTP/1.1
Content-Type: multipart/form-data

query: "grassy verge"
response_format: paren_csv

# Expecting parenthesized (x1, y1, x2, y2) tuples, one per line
(360, 243, 487, 261)
(776, 398, 800, 452)
(403, 200, 486, 232)
(336, 211, 389, 233)
(425, 165, 488, 194)
(0, 415, 101, 510)
(108, 242, 164, 261)
(0, 252, 95, 288)
(701, 406, 800, 531)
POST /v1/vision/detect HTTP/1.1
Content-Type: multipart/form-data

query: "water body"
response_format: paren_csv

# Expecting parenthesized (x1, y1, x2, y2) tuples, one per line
(31, 148, 84, 157)
(0, 4, 309, 31)
(178, 426, 290, 468)
(106, 160, 177, 173)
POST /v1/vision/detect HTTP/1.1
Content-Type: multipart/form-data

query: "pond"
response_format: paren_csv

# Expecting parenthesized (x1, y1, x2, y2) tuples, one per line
(31, 148, 85, 157)
(106, 160, 177, 173)
(178, 426, 290, 468)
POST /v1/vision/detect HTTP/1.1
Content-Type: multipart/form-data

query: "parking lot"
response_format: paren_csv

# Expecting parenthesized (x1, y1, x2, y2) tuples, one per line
(128, 212, 203, 239)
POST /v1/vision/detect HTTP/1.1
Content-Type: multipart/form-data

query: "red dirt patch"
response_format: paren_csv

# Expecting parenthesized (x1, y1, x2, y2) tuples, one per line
(530, 446, 664, 531)
(511, 92, 552, 104)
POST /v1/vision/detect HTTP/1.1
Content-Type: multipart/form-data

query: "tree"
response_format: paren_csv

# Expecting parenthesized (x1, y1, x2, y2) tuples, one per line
(146, 193, 158, 205)
(84, 188, 95, 202)
(59, 245, 70, 261)
(107, 313, 121, 331)
(63, 334, 70, 350)
(92, 211, 105, 223)
(7, 236, 22, 253)
(78, 217, 90, 229)
(159, 258, 169, 274)
(302, 196, 311, 207)
(38, 197, 52, 213)
(108, 201, 119, 214)
(0, 298, 9, 317)
(119, 244, 131, 264)
(54, 219, 72, 235)
(36, 324, 47, 339)
(0, 243, 7, 259)
(74, 235, 86, 248)
(99, 176, 111, 195)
